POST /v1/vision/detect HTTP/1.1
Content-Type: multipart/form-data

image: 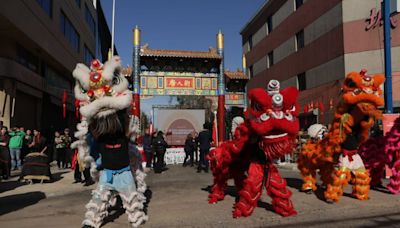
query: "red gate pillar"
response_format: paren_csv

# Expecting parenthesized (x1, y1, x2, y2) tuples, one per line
(132, 26, 141, 118)
(217, 30, 225, 144)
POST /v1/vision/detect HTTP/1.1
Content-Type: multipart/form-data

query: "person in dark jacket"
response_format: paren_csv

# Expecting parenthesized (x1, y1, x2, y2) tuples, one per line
(0, 126, 10, 179)
(197, 123, 213, 173)
(152, 131, 168, 173)
(183, 133, 195, 167)
(142, 133, 153, 169)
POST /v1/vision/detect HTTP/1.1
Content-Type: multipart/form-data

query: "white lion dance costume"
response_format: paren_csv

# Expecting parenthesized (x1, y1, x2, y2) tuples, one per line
(71, 56, 148, 228)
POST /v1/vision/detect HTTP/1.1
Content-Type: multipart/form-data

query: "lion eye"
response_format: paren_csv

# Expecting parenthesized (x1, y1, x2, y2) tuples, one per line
(251, 102, 262, 112)
(112, 76, 121, 85)
(347, 79, 356, 88)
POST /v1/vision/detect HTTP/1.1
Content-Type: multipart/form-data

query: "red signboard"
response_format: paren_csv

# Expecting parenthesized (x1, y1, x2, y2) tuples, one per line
(165, 77, 194, 89)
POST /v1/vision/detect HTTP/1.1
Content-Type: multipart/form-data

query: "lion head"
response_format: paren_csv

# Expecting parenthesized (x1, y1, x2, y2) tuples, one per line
(73, 56, 131, 119)
(73, 56, 137, 140)
(341, 69, 385, 128)
(247, 80, 299, 160)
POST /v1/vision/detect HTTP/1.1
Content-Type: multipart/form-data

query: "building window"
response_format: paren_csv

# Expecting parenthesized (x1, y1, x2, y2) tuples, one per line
(44, 64, 72, 90)
(297, 72, 306, 91)
(267, 51, 274, 68)
(249, 65, 254, 78)
(85, 4, 96, 35)
(75, 0, 81, 7)
(295, 0, 304, 10)
(84, 45, 95, 66)
(296, 30, 304, 51)
(60, 11, 80, 52)
(16, 45, 39, 73)
(267, 16, 273, 34)
(248, 35, 253, 50)
(36, 0, 52, 17)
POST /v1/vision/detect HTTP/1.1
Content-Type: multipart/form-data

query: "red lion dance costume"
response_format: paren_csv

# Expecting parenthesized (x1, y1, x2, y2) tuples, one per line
(298, 70, 384, 202)
(359, 117, 400, 194)
(208, 80, 299, 217)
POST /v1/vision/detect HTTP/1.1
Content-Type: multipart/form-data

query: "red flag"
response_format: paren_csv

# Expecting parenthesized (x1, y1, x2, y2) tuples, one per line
(319, 101, 325, 112)
(303, 104, 309, 113)
(62, 90, 68, 119)
(148, 122, 154, 135)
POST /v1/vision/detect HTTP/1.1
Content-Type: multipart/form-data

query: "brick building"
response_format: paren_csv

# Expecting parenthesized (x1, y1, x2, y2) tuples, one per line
(241, 0, 400, 126)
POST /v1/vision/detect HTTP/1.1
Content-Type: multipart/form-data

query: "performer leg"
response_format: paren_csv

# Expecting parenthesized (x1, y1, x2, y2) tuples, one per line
(208, 172, 229, 204)
(266, 165, 297, 217)
(82, 186, 113, 228)
(351, 168, 371, 200)
(388, 160, 400, 194)
(232, 162, 263, 218)
(298, 153, 317, 193)
(118, 170, 148, 227)
(301, 172, 317, 193)
(318, 162, 335, 189)
(324, 167, 350, 202)
(232, 164, 246, 193)
(189, 151, 194, 166)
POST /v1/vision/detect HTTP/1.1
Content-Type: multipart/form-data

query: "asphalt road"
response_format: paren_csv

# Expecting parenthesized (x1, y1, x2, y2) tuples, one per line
(0, 165, 399, 228)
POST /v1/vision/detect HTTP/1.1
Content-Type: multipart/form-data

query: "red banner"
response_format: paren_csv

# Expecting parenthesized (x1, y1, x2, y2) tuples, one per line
(165, 77, 194, 89)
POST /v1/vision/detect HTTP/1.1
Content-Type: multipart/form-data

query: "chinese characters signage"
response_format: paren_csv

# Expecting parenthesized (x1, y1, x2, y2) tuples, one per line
(366, 5, 397, 30)
(165, 77, 194, 89)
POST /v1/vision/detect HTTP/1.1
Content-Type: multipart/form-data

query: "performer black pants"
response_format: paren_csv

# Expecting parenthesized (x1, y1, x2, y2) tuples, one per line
(194, 147, 198, 163)
(0, 148, 10, 177)
(145, 150, 152, 168)
(198, 148, 209, 171)
(155, 151, 165, 172)
(56, 148, 67, 168)
(183, 150, 194, 166)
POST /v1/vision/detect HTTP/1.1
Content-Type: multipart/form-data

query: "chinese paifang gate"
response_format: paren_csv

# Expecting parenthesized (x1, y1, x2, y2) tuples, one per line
(71, 56, 148, 228)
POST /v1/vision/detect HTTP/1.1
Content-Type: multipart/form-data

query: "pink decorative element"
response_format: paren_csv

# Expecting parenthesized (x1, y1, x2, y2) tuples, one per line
(360, 117, 400, 194)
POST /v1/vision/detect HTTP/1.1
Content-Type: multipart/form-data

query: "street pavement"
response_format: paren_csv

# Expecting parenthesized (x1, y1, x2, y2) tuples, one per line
(0, 163, 399, 228)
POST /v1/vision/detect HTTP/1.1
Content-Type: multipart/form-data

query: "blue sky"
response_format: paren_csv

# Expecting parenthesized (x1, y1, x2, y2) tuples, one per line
(100, 0, 266, 115)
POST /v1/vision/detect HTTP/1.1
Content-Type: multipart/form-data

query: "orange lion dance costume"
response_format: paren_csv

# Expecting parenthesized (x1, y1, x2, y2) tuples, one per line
(298, 70, 384, 202)
(208, 80, 299, 217)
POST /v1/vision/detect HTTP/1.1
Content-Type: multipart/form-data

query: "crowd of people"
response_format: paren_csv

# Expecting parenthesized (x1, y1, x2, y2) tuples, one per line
(0, 124, 48, 180)
(0, 121, 92, 185)
(0, 119, 224, 184)
(141, 123, 213, 174)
